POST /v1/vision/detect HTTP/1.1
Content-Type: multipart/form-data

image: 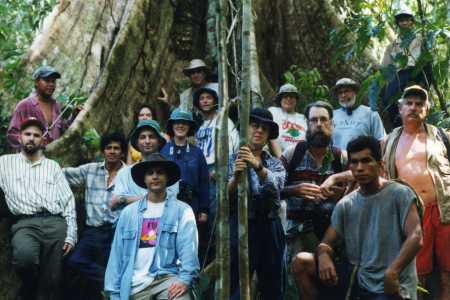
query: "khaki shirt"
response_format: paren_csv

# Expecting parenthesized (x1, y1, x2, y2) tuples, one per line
(382, 34, 422, 69)
(383, 124, 450, 223)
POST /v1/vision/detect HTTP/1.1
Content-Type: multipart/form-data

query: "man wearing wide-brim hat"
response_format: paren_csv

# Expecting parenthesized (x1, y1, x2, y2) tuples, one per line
(331, 77, 385, 150)
(179, 59, 219, 112)
(7, 65, 74, 150)
(110, 119, 176, 210)
(268, 83, 307, 158)
(228, 107, 287, 299)
(105, 153, 199, 300)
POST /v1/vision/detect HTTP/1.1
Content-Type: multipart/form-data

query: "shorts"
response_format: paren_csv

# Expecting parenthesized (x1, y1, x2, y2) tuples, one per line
(416, 201, 450, 275)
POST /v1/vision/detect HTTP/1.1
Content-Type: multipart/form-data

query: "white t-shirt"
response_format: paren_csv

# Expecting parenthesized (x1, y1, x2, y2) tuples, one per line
(195, 113, 239, 166)
(268, 106, 307, 152)
(131, 201, 166, 295)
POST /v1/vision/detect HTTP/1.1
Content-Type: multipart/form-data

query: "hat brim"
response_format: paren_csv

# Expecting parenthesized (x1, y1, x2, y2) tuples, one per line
(249, 115, 279, 140)
(275, 92, 299, 106)
(130, 126, 167, 151)
(37, 71, 61, 79)
(332, 83, 359, 96)
(166, 119, 197, 137)
(131, 160, 180, 188)
(183, 66, 209, 76)
(403, 89, 428, 102)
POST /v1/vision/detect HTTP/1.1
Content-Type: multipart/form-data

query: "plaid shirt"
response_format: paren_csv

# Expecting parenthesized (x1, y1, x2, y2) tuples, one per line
(0, 153, 77, 245)
(64, 161, 125, 226)
(281, 146, 347, 233)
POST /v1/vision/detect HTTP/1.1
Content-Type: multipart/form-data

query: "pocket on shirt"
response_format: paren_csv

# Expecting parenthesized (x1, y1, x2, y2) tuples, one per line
(159, 224, 177, 249)
(159, 224, 178, 265)
(121, 230, 136, 257)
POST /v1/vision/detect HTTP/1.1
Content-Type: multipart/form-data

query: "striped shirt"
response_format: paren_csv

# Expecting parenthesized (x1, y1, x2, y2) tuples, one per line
(63, 161, 125, 226)
(0, 153, 77, 245)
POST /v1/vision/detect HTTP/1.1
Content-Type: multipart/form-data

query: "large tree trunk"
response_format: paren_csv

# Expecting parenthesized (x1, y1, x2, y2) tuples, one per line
(0, 0, 374, 297)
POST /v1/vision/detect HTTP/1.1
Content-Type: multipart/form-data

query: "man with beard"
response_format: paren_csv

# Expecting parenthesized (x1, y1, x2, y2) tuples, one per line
(7, 66, 75, 150)
(0, 118, 77, 299)
(331, 78, 385, 149)
(280, 101, 347, 262)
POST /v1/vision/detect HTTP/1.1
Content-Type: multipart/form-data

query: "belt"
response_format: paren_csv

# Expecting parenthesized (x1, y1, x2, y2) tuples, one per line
(18, 211, 55, 219)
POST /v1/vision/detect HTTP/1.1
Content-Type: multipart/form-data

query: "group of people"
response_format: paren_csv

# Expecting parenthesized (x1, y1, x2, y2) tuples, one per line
(0, 8, 448, 300)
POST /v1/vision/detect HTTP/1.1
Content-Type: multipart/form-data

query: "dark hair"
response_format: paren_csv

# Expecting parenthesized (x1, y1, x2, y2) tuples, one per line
(134, 104, 156, 124)
(395, 14, 414, 26)
(100, 132, 127, 154)
(347, 136, 382, 162)
(304, 100, 334, 120)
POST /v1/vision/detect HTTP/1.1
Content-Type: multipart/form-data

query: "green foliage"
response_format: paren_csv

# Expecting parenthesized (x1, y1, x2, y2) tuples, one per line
(0, 0, 58, 154)
(283, 66, 331, 113)
(0, 1, 93, 155)
(329, 0, 450, 127)
(0, 0, 58, 100)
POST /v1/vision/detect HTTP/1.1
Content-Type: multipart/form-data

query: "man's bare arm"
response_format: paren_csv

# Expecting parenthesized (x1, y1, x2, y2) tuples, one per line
(317, 227, 340, 285)
(384, 203, 423, 295)
(320, 170, 354, 198)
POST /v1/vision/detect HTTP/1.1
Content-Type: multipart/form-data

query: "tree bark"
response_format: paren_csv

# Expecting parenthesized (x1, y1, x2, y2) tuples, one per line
(215, 0, 231, 298)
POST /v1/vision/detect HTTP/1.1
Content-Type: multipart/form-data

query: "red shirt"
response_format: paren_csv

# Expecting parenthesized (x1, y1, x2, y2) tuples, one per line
(7, 93, 69, 149)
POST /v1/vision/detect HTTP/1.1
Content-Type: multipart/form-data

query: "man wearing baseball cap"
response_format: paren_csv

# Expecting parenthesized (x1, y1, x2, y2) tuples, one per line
(331, 78, 385, 150)
(179, 59, 219, 112)
(0, 118, 77, 299)
(105, 153, 199, 300)
(7, 65, 74, 150)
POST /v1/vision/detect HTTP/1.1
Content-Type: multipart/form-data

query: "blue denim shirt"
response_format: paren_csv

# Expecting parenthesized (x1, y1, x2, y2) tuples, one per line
(104, 194, 199, 300)
(228, 150, 286, 218)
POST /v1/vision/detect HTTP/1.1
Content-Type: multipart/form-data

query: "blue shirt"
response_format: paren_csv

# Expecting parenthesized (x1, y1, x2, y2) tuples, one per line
(63, 161, 124, 226)
(228, 150, 286, 218)
(332, 105, 385, 150)
(160, 141, 209, 215)
(104, 194, 199, 300)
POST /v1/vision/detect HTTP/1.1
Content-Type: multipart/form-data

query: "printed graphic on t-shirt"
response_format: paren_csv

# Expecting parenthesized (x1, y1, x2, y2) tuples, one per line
(139, 218, 160, 248)
(196, 127, 214, 160)
(281, 120, 306, 143)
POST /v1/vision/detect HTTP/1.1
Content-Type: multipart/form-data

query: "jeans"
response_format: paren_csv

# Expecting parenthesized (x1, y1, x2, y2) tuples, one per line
(67, 225, 114, 282)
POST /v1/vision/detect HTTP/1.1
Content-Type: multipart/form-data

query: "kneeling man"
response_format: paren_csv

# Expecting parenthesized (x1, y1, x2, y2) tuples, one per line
(292, 136, 423, 300)
(105, 153, 199, 300)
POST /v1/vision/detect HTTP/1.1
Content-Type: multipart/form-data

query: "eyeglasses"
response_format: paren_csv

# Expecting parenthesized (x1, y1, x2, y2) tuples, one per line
(250, 122, 270, 131)
(308, 117, 330, 124)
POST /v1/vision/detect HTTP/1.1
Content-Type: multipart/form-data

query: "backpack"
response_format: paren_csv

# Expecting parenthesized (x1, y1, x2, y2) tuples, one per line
(286, 141, 344, 183)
